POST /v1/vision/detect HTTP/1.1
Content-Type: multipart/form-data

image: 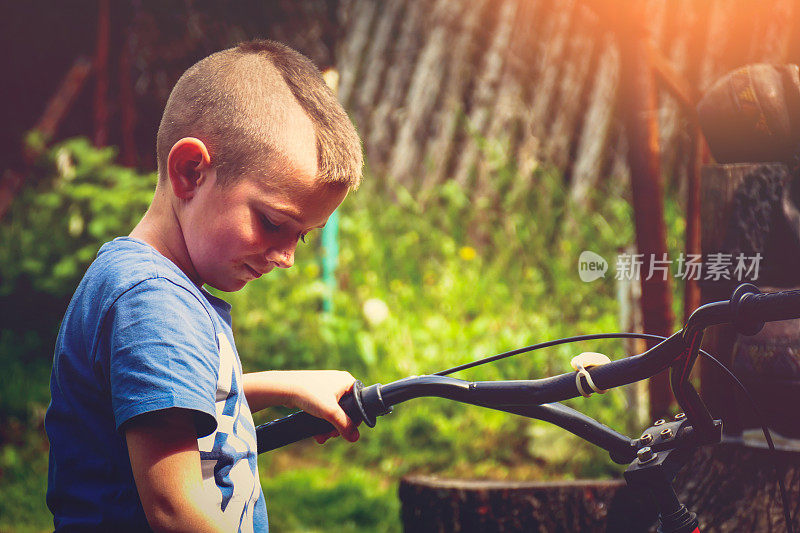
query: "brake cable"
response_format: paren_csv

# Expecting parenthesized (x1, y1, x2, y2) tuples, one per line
(435, 332, 660, 376)
(435, 331, 794, 530)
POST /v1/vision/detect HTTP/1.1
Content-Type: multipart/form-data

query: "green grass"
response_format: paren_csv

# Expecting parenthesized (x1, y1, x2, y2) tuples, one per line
(260, 462, 400, 533)
(0, 421, 51, 533)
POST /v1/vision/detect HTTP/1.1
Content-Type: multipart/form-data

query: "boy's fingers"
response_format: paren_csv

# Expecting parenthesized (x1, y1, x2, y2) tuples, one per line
(324, 405, 360, 443)
(314, 430, 338, 444)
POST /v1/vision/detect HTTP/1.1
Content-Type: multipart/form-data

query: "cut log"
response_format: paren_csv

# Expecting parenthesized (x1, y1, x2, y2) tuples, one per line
(399, 476, 657, 532)
(399, 444, 800, 532)
(672, 443, 800, 531)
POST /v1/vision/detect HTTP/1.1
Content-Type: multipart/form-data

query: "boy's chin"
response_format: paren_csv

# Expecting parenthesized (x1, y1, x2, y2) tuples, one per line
(204, 276, 249, 293)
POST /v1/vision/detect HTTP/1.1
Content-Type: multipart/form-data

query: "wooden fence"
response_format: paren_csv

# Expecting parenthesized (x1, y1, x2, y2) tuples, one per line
(335, 0, 798, 201)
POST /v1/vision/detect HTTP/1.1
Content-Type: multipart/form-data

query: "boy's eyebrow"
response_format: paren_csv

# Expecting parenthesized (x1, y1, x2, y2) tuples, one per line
(268, 205, 301, 222)
(265, 204, 326, 230)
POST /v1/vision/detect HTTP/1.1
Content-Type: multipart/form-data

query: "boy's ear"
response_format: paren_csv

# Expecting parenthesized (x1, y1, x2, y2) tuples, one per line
(167, 137, 212, 199)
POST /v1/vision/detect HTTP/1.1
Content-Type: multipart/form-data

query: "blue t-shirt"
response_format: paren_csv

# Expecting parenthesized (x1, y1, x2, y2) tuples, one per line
(46, 237, 268, 532)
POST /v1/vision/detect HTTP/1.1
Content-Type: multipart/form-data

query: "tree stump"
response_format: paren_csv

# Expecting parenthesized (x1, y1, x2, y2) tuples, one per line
(398, 477, 657, 532)
(400, 444, 800, 532)
(672, 443, 800, 532)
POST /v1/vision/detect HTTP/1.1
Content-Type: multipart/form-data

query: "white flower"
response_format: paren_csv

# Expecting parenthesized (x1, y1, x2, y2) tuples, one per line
(362, 298, 389, 326)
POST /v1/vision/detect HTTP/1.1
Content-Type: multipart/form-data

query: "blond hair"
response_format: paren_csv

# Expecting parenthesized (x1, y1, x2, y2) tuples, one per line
(156, 40, 362, 189)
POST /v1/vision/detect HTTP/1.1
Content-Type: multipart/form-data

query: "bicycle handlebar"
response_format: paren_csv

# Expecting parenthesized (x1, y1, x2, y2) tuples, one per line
(255, 284, 800, 454)
(732, 286, 800, 334)
(256, 333, 684, 453)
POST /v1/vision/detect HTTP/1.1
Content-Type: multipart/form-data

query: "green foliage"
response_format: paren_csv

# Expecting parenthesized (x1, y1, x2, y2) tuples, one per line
(0, 330, 52, 420)
(229, 154, 646, 484)
(0, 138, 156, 531)
(0, 137, 156, 297)
(0, 421, 51, 533)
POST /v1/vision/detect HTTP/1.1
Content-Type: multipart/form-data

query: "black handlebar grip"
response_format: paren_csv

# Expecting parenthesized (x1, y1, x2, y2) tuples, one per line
(256, 411, 336, 453)
(256, 382, 365, 454)
(733, 285, 800, 335)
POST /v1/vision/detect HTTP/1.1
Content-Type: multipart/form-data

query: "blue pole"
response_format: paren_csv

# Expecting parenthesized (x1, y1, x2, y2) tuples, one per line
(320, 208, 339, 312)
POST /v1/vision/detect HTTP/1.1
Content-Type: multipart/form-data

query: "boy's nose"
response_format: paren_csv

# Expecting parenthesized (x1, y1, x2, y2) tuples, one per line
(266, 244, 295, 269)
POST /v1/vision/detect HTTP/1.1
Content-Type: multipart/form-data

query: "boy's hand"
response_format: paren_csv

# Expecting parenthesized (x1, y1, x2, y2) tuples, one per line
(283, 370, 361, 444)
(243, 370, 360, 444)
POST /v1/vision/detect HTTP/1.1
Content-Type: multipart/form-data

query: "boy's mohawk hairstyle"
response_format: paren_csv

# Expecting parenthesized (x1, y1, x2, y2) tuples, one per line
(237, 39, 363, 189)
(156, 39, 362, 189)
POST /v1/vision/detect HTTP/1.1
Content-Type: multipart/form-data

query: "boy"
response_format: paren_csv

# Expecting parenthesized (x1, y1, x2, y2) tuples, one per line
(45, 40, 363, 532)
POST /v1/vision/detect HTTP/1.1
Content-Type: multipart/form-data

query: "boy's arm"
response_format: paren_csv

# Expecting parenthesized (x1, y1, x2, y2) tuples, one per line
(125, 408, 236, 533)
(243, 370, 360, 443)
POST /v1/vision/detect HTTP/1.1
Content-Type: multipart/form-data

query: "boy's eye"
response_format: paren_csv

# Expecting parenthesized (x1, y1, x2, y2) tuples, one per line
(259, 214, 280, 232)
(299, 232, 309, 244)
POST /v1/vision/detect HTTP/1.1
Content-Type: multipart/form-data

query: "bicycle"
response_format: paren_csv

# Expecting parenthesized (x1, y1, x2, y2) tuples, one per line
(255, 283, 798, 533)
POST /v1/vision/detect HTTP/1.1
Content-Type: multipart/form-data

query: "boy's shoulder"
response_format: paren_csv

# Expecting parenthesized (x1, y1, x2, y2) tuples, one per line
(76, 237, 208, 316)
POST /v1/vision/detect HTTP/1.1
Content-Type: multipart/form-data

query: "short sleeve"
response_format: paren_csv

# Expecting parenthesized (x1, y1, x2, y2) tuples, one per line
(106, 277, 219, 438)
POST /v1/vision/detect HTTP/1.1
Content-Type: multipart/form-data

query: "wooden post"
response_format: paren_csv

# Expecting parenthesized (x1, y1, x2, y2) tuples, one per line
(683, 130, 705, 323)
(617, 1, 675, 420)
(31, 57, 93, 147)
(698, 162, 797, 432)
(93, 0, 110, 147)
(119, 27, 137, 167)
(0, 57, 92, 221)
(698, 164, 751, 428)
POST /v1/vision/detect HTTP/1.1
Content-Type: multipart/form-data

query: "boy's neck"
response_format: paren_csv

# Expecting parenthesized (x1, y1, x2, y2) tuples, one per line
(130, 190, 202, 286)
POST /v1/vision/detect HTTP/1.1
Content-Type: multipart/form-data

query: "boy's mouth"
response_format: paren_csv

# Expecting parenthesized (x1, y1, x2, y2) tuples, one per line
(244, 264, 263, 279)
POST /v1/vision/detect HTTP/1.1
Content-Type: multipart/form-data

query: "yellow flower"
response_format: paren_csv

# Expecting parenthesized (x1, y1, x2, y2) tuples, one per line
(459, 246, 477, 261)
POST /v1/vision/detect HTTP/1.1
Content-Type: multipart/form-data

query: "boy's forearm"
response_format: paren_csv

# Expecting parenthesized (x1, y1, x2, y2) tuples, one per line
(242, 370, 296, 413)
(242, 370, 360, 443)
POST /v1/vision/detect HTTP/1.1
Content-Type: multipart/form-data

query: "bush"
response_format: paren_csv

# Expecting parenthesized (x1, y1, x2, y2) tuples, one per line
(0, 137, 156, 298)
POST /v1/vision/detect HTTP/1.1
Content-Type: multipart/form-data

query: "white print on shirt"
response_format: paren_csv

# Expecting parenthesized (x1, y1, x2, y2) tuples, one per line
(197, 333, 261, 533)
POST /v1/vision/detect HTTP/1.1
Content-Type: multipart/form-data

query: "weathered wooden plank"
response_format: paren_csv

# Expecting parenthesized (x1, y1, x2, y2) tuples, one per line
(366, 0, 427, 174)
(334, 0, 800, 204)
(336, 0, 379, 111)
(453, 0, 520, 186)
(746, 0, 795, 64)
(420, 0, 486, 190)
(387, 0, 452, 187)
(542, 9, 599, 173)
(352, 0, 405, 142)
(528, 0, 577, 142)
(570, 37, 619, 205)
